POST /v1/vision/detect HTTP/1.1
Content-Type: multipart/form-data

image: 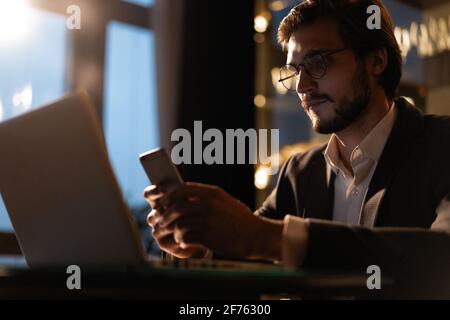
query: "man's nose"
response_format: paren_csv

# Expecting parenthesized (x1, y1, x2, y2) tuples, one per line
(296, 69, 317, 95)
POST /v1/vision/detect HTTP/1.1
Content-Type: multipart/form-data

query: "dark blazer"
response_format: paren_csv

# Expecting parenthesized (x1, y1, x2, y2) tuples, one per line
(256, 97, 450, 298)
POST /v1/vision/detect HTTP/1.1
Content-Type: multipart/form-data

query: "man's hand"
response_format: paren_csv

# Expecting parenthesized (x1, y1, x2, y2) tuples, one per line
(147, 209, 210, 259)
(145, 186, 209, 259)
(144, 182, 283, 261)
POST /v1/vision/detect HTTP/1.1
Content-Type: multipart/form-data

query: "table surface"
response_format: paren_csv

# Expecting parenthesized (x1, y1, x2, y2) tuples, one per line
(0, 256, 393, 299)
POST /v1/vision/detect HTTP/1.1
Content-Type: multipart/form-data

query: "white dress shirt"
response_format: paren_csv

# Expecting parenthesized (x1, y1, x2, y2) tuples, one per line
(324, 103, 397, 225)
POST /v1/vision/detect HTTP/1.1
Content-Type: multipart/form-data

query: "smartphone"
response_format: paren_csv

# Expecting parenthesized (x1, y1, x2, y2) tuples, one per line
(140, 148, 183, 261)
(139, 147, 184, 191)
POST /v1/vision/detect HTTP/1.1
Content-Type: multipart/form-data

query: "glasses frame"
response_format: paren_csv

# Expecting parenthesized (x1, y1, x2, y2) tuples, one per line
(278, 47, 349, 91)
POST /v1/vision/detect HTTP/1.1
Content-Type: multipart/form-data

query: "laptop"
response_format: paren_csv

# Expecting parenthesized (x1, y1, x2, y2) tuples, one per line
(0, 92, 148, 268)
(0, 92, 286, 272)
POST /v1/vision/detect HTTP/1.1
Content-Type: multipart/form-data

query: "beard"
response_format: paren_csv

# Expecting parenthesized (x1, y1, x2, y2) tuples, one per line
(304, 61, 372, 134)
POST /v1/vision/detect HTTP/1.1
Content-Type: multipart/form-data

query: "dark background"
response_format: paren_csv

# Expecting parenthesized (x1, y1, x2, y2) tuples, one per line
(177, 0, 256, 208)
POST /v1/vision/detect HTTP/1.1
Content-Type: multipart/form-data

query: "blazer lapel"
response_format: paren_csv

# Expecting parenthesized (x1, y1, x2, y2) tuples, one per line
(361, 98, 424, 227)
(303, 155, 335, 220)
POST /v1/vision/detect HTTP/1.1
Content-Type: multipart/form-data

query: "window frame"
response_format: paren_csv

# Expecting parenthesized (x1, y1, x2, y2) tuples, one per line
(29, 0, 153, 118)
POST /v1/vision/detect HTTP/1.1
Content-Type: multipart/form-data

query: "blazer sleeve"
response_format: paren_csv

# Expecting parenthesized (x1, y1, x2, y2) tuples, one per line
(253, 154, 298, 220)
(303, 212, 450, 298)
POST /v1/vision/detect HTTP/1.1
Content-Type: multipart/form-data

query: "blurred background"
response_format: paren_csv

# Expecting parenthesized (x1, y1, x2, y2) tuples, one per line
(0, 0, 449, 254)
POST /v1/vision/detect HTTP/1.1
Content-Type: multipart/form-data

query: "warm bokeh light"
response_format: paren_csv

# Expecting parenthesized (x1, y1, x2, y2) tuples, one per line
(254, 166, 270, 190)
(394, 15, 450, 58)
(254, 94, 266, 108)
(254, 16, 269, 33)
(0, 0, 33, 45)
(269, 0, 286, 11)
(271, 68, 288, 95)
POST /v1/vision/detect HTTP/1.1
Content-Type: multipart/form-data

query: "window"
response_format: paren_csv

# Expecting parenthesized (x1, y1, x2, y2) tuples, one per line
(0, 8, 67, 122)
(104, 21, 159, 211)
(0, 197, 12, 231)
(124, 0, 154, 7)
(0, 0, 157, 251)
(0, 7, 67, 231)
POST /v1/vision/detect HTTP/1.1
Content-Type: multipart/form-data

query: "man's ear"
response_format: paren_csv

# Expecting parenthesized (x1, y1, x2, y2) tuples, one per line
(368, 48, 388, 76)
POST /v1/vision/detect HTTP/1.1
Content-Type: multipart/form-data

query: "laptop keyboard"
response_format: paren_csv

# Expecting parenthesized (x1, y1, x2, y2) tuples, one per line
(148, 256, 288, 272)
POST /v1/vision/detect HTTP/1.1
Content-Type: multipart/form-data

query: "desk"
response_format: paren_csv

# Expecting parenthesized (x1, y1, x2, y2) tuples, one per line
(0, 256, 393, 299)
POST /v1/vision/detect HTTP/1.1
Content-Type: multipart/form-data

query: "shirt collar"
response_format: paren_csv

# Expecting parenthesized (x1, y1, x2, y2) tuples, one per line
(357, 102, 397, 162)
(323, 102, 397, 176)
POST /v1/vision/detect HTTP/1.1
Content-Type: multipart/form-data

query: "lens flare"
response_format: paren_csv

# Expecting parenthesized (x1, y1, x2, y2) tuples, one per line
(0, 0, 33, 46)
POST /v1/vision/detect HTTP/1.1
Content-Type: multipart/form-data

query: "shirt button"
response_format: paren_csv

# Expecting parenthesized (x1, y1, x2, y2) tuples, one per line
(352, 189, 360, 196)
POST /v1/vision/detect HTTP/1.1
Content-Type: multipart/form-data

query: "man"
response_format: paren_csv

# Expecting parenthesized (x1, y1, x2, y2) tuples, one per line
(145, 0, 450, 297)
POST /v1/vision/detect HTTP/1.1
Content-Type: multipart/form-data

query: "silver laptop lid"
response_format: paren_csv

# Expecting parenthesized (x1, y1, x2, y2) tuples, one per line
(0, 92, 146, 268)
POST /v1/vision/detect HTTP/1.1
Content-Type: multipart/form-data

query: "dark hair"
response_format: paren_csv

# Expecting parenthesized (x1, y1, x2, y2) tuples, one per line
(278, 0, 402, 100)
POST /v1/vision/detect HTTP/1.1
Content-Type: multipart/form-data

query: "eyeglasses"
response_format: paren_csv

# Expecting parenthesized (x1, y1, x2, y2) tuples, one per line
(278, 47, 349, 91)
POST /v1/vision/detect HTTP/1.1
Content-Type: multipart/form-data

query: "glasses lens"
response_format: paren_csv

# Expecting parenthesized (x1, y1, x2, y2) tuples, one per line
(279, 65, 298, 91)
(303, 54, 326, 79)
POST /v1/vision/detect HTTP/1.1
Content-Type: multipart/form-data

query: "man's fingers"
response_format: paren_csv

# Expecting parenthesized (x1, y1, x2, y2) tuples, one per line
(154, 215, 205, 248)
(156, 232, 205, 259)
(161, 182, 220, 208)
(152, 224, 173, 239)
(143, 185, 160, 198)
(144, 182, 174, 196)
(173, 216, 207, 248)
(150, 196, 166, 211)
(143, 185, 167, 208)
(159, 201, 204, 228)
(155, 233, 180, 251)
(147, 209, 164, 227)
(147, 210, 156, 226)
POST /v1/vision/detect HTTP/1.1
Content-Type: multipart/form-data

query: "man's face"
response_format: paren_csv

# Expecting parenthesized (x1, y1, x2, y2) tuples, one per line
(286, 18, 371, 134)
